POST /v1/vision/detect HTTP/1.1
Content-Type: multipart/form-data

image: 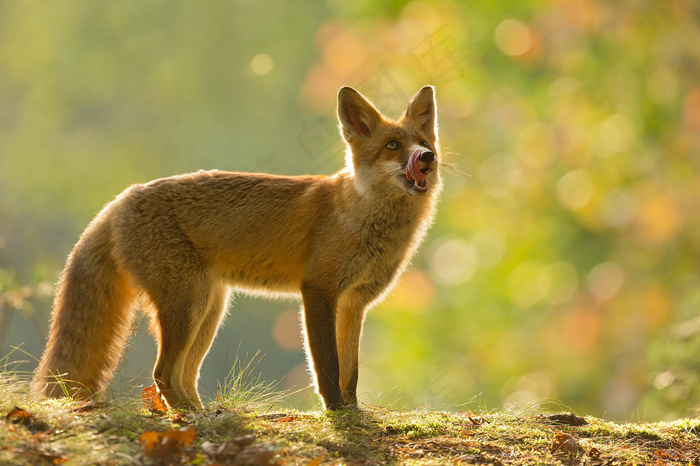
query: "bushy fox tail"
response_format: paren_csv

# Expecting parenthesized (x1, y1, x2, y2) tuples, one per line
(32, 212, 136, 399)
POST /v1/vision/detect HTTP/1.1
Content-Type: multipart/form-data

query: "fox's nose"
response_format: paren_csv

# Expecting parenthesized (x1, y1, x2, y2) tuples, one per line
(418, 151, 435, 163)
(416, 150, 438, 173)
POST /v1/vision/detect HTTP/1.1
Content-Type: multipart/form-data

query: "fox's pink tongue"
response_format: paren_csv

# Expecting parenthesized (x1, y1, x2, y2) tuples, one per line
(406, 149, 426, 187)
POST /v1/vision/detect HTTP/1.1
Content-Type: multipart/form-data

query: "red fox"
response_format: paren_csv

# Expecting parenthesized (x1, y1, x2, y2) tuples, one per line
(31, 86, 442, 410)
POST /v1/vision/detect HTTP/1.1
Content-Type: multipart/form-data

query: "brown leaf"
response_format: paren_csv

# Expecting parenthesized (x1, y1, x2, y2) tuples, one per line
(5, 406, 31, 423)
(201, 440, 222, 457)
(231, 434, 256, 449)
(139, 427, 196, 463)
(307, 455, 324, 466)
(11, 448, 67, 465)
(258, 412, 300, 422)
(551, 432, 579, 454)
(202, 440, 241, 460)
(200, 435, 278, 465)
(232, 442, 278, 466)
(202, 435, 256, 461)
(275, 415, 299, 423)
(41, 452, 68, 465)
(5, 406, 51, 433)
(171, 411, 194, 424)
(165, 427, 196, 446)
(141, 384, 168, 414)
(139, 430, 165, 456)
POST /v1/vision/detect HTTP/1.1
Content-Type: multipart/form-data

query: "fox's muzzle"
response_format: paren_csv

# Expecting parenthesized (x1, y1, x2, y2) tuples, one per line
(406, 149, 437, 192)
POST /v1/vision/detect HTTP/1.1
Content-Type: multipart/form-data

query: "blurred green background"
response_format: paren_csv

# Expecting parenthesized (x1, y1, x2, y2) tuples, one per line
(1, 0, 699, 421)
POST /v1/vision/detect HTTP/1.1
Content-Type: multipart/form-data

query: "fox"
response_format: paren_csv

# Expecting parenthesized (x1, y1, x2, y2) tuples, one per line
(31, 85, 442, 411)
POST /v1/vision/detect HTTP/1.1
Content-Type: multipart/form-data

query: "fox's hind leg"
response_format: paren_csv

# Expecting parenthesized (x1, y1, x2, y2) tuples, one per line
(143, 270, 215, 410)
(181, 283, 230, 408)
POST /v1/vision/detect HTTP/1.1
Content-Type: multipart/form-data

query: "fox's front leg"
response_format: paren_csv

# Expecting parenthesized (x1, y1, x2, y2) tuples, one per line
(301, 284, 344, 410)
(335, 291, 370, 407)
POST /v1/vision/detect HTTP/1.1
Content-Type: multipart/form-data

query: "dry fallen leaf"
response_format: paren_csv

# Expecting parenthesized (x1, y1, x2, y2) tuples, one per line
(139, 431, 164, 455)
(11, 448, 67, 465)
(5, 406, 51, 433)
(171, 411, 194, 424)
(202, 440, 240, 461)
(551, 432, 579, 455)
(258, 412, 300, 422)
(202, 434, 256, 461)
(276, 415, 299, 423)
(232, 442, 278, 465)
(139, 427, 196, 463)
(141, 384, 168, 414)
(201, 435, 278, 465)
(5, 406, 31, 424)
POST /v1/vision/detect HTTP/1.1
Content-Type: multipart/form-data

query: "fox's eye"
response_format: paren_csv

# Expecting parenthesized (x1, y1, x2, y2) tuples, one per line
(385, 140, 400, 150)
(420, 142, 430, 148)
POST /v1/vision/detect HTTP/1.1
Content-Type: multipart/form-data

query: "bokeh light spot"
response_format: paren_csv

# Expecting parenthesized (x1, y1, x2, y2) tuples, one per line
(272, 309, 303, 351)
(594, 114, 635, 155)
(323, 30, 365, 76)
(430, 238, 478, 286)
(587, 261, 625, 301)
(556, 169, 594, 210)
(250, 53, 274, 76)
(599, 189, 637, 228)
(386, 270, 435, 313)
(507, 261, 546, 308)
(635, 193, 682, 243)
(502, 373, 553, 409)
(540, 261, 578, 305)
(495, 19, 532, 57)
(282, 363, 310, 390)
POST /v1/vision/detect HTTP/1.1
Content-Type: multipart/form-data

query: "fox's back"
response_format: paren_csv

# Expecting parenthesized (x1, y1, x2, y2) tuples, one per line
(110, 170, 330, 295)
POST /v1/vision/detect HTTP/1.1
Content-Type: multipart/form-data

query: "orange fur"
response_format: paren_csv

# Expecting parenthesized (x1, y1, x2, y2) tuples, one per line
(32, 86, 442, 410)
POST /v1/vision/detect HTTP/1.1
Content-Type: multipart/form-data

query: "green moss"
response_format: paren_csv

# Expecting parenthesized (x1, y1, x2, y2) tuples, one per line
(2, 375, 700, 465)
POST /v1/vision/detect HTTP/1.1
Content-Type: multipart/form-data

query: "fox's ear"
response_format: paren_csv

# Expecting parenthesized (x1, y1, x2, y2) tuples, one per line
(403, 85, 438, 141)
(337, 87, 383, 142)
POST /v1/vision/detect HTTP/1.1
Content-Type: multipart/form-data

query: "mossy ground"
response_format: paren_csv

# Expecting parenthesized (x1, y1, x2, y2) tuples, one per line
(2, 372, 700, 465)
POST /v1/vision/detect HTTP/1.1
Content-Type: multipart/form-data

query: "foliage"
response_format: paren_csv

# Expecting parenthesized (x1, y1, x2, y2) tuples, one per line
(1, 0, 699, 421)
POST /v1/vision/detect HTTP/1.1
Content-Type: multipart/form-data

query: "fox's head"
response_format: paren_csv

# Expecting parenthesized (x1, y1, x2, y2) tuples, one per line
(337, 86, 441, 198)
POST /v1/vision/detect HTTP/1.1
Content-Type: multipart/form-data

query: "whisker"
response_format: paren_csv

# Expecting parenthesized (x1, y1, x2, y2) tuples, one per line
(442, 162, 471, 180)
(436, 147, 468, 179)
